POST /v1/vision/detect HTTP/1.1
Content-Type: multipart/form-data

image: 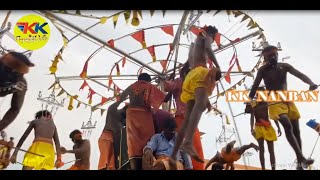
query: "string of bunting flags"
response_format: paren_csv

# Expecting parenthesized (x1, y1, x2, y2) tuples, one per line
(46, 10, 266, 117)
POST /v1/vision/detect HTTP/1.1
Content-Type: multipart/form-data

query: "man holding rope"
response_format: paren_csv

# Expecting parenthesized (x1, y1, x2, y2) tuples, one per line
(248, 45, 318, 169)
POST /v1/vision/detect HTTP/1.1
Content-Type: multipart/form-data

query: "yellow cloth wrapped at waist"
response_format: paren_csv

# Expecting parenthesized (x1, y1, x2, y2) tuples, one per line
(180, 66, 217, 103)
(22, 141, 55, 170)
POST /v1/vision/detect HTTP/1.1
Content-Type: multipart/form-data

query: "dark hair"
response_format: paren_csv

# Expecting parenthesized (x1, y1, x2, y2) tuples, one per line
(163, 117, 177, 129)
(7, 51, 35, 67)
(69, 129, 82, 139)
(226, 144, 232, 153)
(211, 162, 224, 170)
(138, 73, 151, 82)
(205, 25, 218, 35)
(35, 110, 52, 119)
(261, 45, 278, 55)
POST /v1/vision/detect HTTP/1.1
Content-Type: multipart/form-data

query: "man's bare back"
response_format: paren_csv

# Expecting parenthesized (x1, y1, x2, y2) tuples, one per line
(104, 105, 123, 133)
(192, 35, 211, 68)
(73, 139, 90, 169)
(31, 118, 56, 140)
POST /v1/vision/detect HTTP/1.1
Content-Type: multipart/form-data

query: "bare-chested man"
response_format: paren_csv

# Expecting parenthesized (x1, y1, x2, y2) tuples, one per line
(250, 86, 282, 170)
(98, 103, 127, 170)
(61, 129, 91, 170)
(164, 67, 204, 170)
(0, 52, 35, 131)
(10, 110, 62, 170)
(170, 25, 222, 164)
(114, 73, 165, 170)
(205, 140, 259, 170)
(248, 45, 318, 169)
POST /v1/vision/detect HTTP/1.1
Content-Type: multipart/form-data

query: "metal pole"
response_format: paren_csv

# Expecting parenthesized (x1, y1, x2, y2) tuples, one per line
(40, 11, 163, 76)
(163, 10, 190, 73)
(219, 81, 248, 169)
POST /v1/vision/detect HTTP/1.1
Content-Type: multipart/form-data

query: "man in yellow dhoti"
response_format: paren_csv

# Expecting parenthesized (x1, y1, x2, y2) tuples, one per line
(10, 110, 62, 170)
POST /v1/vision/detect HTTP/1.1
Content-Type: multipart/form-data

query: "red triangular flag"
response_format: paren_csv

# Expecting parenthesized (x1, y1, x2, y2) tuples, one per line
(80, 60, 89, 79)
(161, 25, 174, 37)
(147, 45, 156, 62)
(87, 88, 96, 99)
(79, 80, 88, 90)
(107, 39, 115, 48)
(225, 62, 236, 84)
(235, 58, 242, 72)
(108, 78, 113, 87)
(131, 30, 146, 48)
(116, 63, 120, 76)
(160, 60, 168, 70)
(122, 57, 126, 68)
(214, 33, 221, 48)
(229, 52, 236, 66)
(101, 97, 108, 106)
(190, 26, 202, 36)
(116, 86, 121, 92)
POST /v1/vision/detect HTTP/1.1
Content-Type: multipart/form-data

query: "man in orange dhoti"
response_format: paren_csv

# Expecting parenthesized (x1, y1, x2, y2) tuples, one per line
(164, 68, 204, 170)
(115, 73, 165, 170)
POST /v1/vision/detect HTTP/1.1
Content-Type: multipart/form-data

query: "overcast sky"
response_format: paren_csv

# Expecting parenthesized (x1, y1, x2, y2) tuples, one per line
(1, 10, 320, 170)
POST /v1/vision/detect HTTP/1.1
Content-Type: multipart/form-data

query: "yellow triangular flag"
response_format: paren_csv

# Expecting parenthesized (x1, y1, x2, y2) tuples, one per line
(77, 101, 81, 108)
(249, 22, 259, 30)
(124, 11, 131, 24)
(232, 10, 242, 18)
(101, 109, 106, 116)
(48, 82, 57, 90)
(213, 10, 221, 16)
(57, 89, 65, 96)
(241, 14, 250, 23)
(63, 37, 68, 47)
(100, 16, 108, 24)
(247, 19, 254, 28)
(113, 13, 120, 29)
(150, 10, 155, 17)
(137, 10, 143, 19)
(162, 10, 166, 17)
